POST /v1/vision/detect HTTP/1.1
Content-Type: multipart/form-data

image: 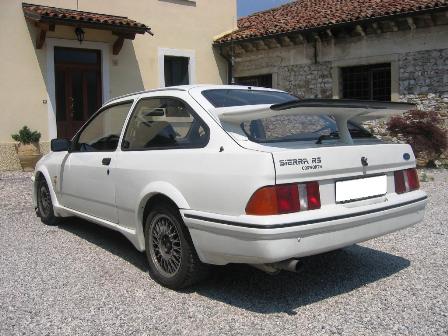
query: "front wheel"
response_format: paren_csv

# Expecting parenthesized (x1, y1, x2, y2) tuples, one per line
(144, 203, 209, 289)
(36, 178, 60, 226)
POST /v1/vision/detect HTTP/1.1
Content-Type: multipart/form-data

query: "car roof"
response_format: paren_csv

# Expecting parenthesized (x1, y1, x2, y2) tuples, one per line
(103, 84, 285, 106)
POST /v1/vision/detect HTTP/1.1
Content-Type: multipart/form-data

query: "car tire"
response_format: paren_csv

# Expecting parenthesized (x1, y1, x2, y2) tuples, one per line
(144, 202, 209, 289)
(36, 178, 60, 226)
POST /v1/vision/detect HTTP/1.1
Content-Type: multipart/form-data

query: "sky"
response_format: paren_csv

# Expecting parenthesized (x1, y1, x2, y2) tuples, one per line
(237, 0, 294, 18)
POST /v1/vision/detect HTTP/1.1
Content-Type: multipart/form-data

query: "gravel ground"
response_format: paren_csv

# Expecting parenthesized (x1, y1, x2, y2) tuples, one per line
(0, 170, 447, 336)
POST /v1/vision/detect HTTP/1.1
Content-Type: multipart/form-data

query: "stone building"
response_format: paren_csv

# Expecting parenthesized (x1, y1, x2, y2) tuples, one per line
(214, 0, 448, 163)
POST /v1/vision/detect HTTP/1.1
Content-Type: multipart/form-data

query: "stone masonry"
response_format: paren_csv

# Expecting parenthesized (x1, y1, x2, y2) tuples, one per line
(277, 62, 333, 99)
(254, 48, 448, 166)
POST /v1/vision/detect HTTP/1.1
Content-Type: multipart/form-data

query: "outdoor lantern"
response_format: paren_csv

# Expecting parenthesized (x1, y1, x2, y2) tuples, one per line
(75, 27, 85, 44)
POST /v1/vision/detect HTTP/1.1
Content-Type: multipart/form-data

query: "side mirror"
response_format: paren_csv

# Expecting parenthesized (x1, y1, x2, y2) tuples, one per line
(51, 138, 71, 152)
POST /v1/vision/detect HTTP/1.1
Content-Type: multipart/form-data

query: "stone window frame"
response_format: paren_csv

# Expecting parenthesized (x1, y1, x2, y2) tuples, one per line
(331, 55, 399, 102)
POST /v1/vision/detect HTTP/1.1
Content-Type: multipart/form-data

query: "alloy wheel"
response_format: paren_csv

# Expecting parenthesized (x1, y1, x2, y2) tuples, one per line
(149, 214, 182, 278)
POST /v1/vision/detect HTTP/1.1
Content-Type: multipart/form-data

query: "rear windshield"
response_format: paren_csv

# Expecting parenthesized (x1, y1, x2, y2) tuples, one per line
(202, 89, 297, 107)
(241, 115, 373, 143)
(202, 89, 372, 143)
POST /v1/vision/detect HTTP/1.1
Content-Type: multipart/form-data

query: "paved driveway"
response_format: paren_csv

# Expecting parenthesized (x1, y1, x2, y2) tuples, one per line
(0, 171, 447, 335)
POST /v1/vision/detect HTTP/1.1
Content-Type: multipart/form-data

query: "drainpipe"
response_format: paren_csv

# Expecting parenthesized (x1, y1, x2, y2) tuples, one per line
(219, 47, 234, 85)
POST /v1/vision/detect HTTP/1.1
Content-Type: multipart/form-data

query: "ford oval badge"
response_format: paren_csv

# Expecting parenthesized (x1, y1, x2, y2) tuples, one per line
(403, 153, 410, 161)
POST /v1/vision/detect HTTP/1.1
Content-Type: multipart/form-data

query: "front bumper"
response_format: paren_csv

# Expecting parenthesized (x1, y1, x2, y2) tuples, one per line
(182, 191, 427, 265)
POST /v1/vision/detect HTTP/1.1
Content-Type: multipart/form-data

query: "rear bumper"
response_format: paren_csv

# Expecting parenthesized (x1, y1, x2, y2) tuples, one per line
(182, 191, 427, 265)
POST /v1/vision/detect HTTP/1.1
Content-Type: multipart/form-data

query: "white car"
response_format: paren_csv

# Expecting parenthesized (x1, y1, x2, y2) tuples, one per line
(33, 85, 427, 289)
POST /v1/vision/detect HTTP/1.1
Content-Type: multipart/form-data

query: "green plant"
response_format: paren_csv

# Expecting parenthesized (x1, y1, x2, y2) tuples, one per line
(11, 126, 41, 144)
(419, 171, 429, 182)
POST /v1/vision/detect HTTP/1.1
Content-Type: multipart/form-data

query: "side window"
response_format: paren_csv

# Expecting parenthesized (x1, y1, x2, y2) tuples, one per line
(75, 102, 132, 152)
(122, 97, 208, 150)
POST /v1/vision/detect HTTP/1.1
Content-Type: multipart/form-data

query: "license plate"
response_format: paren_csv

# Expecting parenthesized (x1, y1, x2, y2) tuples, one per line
(336, 175, 387, 203)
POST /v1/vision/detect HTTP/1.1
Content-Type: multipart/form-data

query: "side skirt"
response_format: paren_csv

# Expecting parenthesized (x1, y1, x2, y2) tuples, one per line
(54, 205, 144, 251)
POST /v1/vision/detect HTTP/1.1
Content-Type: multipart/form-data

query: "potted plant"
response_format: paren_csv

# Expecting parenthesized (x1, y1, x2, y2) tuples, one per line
(11, 126, 42, 171)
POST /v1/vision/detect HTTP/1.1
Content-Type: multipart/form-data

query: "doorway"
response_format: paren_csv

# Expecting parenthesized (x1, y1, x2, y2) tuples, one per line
(54, 47, 102, 138)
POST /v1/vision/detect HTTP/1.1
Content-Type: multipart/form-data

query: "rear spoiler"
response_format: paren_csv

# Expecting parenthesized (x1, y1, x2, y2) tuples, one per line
(212, 99, 415, 144)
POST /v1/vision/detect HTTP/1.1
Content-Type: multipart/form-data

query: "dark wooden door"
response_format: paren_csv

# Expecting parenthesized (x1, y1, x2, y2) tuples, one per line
(55, 47, 102, 139)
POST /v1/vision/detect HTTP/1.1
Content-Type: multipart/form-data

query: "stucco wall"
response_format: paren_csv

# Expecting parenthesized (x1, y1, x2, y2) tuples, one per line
(0, 0, 236, 170)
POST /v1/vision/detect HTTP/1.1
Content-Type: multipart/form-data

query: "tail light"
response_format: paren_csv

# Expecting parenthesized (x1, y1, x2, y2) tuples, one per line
(394, 168, 420, 194)
(394, 171, 406, 194)
(246, 182, 321, 215)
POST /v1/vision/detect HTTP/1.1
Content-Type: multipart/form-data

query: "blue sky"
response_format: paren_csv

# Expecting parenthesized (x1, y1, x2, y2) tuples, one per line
(237, 0, 294, 17)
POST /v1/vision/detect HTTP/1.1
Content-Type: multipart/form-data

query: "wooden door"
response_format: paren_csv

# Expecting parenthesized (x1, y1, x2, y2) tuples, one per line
(55, 47, 102, 139)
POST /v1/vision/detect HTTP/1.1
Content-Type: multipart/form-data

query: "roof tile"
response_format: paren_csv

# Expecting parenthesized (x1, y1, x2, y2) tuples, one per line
(216, 0, 448, 43)
(22, 2, 151, 32)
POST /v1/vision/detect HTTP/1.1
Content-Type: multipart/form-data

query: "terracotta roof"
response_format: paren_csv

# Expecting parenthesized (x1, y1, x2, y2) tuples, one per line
(216, 0, 448, 44)
(22, 2, 152, 34)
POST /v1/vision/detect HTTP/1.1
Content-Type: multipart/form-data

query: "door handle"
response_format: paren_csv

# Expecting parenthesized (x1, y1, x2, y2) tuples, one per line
(102, 158, 111, 166)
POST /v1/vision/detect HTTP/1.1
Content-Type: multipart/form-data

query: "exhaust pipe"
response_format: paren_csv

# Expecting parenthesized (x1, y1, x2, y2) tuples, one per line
(272, 259, 302, 273)
(250, 259, 302, 274)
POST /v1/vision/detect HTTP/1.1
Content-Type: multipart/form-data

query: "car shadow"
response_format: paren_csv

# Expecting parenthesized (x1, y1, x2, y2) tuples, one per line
(59, 218, 148, 272)
(191, 245, 410, 315)
(59, 219, 410, 315)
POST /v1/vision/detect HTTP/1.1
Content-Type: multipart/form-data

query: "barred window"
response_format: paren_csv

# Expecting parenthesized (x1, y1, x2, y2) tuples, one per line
(341, 64, 391, 101)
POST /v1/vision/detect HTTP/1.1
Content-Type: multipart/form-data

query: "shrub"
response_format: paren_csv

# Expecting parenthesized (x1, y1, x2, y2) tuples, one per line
(386, 110, 447, 160)
(11, 126, 41, 144)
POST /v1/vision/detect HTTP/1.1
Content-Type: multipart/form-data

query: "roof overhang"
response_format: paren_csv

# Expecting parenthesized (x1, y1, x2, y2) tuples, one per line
(214, 4, 448, 56)
(22, 2, 153, 54)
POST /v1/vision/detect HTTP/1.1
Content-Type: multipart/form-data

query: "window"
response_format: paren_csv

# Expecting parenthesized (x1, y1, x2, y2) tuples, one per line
(241, 115, 372, 143)
(341, 63, 391, 101)
(164, 56, 189, 87)
(54, 47, 100, 65)
(75, 102, 133, 152)
(202, 89, 297, 108)
(122, 97, 208, 150)
(235, 74, 272, 88)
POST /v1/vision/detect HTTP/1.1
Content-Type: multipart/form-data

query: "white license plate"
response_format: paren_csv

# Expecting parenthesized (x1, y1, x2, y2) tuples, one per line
(336, 175, 387, 203)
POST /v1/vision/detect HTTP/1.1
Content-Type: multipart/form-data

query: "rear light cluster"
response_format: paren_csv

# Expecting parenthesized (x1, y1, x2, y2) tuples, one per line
(394, 168, 420, 194)
(246, 182, 321, 215)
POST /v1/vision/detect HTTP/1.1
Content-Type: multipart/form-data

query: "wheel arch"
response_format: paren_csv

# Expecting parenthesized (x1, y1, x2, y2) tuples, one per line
(33, 167, 58, 210)
(134, 182, 190, 250)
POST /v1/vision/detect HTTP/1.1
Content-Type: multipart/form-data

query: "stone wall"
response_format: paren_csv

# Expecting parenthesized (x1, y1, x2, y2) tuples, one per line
(399, 48, 448, 130)
(277, 62, 333, 99)
(234, 44, 448, 166)
(360, 49, 448, 166)
(396, 49, 447, 165)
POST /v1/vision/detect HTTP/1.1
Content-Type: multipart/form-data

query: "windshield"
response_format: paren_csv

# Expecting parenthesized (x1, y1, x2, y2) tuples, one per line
(202, 89, 297, 107)
(241, 114, 373, 143)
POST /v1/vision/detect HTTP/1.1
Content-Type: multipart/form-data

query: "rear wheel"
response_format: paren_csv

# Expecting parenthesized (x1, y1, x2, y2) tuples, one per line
(144, 203, 209, 289)
(36, 178, 60, 226)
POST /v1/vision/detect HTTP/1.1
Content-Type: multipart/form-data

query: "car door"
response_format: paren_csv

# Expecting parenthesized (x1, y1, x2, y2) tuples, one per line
(60, 101, 133, 223)
(114, 95, 210, 229)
